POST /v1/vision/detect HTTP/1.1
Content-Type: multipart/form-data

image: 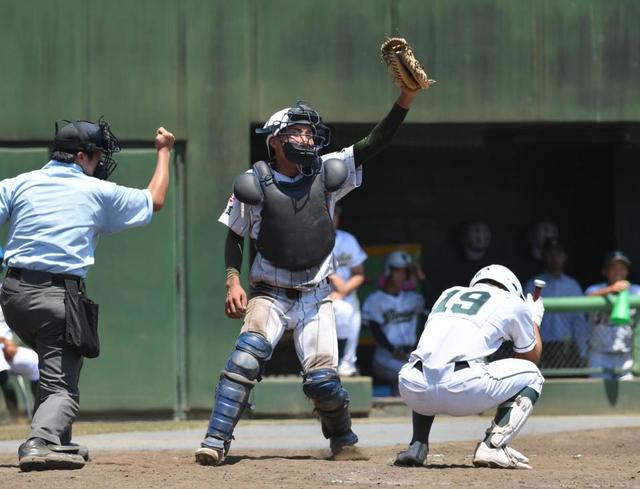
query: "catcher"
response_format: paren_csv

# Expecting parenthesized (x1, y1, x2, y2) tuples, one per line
(195, 39, 432, 466)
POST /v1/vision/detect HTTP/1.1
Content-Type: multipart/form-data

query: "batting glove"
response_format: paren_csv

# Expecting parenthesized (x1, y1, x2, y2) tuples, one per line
(526, 293, 545, 325)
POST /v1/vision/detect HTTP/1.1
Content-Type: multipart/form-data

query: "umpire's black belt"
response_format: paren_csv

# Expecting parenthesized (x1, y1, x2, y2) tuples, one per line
(6, 267, 84, 287)
(414, 360, 469, 372)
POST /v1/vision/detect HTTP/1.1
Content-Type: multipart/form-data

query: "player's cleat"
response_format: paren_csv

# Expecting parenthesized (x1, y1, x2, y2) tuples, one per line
(329, 429, 359, 456)
(505, 445, 529, 464)
(394, 441, 428, 467)
(472, 442, 532, 470)
(195, 437, 227, 466)
(337, 365, 359, 377)
(18, 438, 86, 472)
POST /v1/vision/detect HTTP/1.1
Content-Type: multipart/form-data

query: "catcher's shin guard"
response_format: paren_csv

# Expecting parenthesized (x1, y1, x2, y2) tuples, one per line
(302, 368, 355, 441)
(204, 332, 272, 444)
(486, 394, 533, 448)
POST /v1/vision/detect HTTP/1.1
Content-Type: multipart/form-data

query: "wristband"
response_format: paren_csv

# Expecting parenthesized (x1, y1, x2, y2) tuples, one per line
(225, 267, 240, 281)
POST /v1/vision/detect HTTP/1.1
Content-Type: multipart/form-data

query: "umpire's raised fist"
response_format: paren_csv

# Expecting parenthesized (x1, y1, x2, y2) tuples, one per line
(155, 127, 175, 151)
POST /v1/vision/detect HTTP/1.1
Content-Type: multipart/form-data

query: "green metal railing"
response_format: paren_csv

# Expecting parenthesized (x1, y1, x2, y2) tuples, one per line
(540, 296, 640, 378)
(543, 295, 640, 313)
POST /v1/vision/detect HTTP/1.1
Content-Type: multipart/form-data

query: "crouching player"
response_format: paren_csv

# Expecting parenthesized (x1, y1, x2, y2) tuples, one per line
(395, 265, 544, 469)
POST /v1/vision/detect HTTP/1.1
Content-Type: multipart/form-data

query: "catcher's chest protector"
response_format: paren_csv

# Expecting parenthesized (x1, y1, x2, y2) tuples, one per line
(253, 160, 335, 270)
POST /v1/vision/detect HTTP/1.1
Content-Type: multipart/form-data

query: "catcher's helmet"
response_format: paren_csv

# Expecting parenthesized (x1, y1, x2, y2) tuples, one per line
(53, 118, 121, 180)
(256, 101, 330, 171)
(384, 251, 413, 277)
(469, 264, 524, 300)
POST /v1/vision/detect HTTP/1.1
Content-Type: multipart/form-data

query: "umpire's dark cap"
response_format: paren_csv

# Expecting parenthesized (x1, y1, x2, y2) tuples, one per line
(53, 120, 105, 153)
(603, 250, 631, 267)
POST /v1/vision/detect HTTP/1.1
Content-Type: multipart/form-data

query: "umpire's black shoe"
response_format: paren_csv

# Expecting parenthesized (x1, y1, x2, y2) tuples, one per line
(18, 438, 86, 472)
(49, 442, 90, 462)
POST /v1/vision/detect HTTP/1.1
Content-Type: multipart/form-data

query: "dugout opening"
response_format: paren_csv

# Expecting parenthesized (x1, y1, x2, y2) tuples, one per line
(250, 122, 640, 378)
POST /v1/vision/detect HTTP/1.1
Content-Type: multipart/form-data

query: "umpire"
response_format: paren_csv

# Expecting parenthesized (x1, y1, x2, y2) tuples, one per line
(0, 119, 174, 471)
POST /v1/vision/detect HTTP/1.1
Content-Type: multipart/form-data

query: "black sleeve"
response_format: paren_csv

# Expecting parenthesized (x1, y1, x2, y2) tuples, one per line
(224, 229, 244, 271)
(352, 103, 409, 164)
(367, 320, 395, 353)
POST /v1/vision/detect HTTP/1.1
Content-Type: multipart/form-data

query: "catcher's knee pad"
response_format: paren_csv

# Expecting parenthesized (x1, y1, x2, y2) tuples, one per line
(302, 368, 352, 438)
(225, 332, 272, 381)
(206, 333, 272, 442)
(486, 394, 533, 448)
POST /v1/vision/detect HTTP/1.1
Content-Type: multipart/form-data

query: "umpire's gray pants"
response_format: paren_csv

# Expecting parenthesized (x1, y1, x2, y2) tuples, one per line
(0, 274, 82, 445)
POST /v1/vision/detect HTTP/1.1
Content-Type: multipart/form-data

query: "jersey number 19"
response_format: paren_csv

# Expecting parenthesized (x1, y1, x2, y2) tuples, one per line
(432, 289, 490, 316)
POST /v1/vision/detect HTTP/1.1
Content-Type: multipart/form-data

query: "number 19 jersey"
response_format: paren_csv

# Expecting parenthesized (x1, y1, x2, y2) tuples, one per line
(412, 283, 536, 378)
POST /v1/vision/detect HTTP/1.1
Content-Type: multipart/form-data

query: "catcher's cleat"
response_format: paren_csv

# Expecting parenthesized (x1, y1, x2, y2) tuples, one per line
(18, 438, 86, 472)
(195, 446, 224, 466)
(195, 437, 227, 466)
(394, 441, 428, 467)
(472, 442, 532, 470)
(329, 430, 359, 456)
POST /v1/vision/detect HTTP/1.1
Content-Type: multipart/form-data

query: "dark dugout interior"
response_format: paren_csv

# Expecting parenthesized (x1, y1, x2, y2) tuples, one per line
(250, 122, 640, 375)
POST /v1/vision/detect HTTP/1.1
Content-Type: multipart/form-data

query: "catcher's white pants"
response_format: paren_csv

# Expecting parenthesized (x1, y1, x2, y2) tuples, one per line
(0, 347, 39, 381)
(399, 358, 544, 417)
(333, 299, 361, 372)
(242, 282, 338, 372)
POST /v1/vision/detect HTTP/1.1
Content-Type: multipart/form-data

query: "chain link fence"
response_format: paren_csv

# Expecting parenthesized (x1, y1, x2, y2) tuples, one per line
(490, 299, 639, 378)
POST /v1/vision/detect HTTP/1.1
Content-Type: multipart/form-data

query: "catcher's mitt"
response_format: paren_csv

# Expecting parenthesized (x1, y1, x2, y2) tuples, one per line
(380, 37, 435, 91)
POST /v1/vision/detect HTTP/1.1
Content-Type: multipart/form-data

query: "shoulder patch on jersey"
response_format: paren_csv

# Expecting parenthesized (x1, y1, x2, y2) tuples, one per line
(225, 194, 236, 215)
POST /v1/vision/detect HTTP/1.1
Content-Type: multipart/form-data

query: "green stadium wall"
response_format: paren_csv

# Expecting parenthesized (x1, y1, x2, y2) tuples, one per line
(0, 0, 639, 416)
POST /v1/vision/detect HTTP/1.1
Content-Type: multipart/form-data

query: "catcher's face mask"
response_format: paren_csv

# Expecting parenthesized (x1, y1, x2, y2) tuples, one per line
(256, 101, 331, 173)
(53, 117, 121, 180)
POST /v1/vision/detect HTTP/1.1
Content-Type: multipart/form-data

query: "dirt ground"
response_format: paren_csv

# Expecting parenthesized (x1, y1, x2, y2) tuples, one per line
(2, 427, 638, 489)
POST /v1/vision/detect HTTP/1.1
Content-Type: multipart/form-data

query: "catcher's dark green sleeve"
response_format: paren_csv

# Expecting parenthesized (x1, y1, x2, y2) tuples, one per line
(353, 103, 409, 164)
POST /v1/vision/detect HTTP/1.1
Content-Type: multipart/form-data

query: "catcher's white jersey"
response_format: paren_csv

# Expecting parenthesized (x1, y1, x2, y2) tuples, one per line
(333, 229, 367, 308)
(362, 290, 425, 347)
(411, 284, 535, 379)
(219, 146, 362, 289)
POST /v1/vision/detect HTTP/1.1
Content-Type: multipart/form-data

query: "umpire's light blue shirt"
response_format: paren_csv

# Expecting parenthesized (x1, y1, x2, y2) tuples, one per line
(0, 160, 153, 278)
